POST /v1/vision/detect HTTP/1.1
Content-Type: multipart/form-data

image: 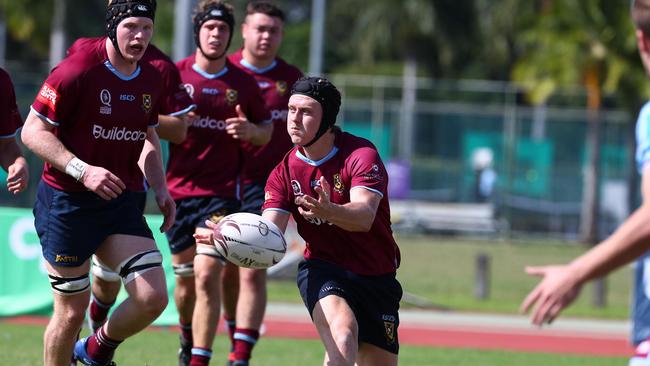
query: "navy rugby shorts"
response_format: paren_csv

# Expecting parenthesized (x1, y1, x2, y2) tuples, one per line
(239, 181, 265, 215)
(165, 196, 241, 254)
(297, 259, 402, 354)
(34, 180, 153, 267)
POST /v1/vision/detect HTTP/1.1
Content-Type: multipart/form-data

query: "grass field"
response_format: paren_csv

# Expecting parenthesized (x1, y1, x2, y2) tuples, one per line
(0, 323, 626, 366)
(0, 235, 634, 365)
(269, 234, 633, 319)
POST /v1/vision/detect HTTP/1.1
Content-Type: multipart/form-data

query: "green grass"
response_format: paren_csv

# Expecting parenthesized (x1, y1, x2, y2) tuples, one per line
(269, 234, 633, 319)
(0, 323, 626, 366)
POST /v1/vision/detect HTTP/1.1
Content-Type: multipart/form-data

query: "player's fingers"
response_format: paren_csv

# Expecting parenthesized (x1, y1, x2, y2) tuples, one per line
(520, 286, 541, 313)
(524, 266, 548, 277)
(108, 174, 126, 190)
(235, 104, 246, 119)
(204, 220, 219, 229)
(532, 296, 555, 326)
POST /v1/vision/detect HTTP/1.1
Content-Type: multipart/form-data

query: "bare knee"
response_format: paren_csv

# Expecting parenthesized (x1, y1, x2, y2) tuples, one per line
(133, 289, 168, 318)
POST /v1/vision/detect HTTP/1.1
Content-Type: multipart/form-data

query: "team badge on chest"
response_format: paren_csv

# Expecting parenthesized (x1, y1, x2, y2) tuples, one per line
(225, 89, 238, 106)
(276, 80, 288, 96)
(142, 94, 152, 113)
(333, 173, 345, 194)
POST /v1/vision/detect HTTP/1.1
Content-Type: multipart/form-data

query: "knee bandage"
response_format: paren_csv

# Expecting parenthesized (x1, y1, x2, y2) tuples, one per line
(48, 273, 90, 296)
(91, 255, 121, 282)
(196, 244, 226, 262)
(172, 262, 195, 277)
(117, 249, 163, 284)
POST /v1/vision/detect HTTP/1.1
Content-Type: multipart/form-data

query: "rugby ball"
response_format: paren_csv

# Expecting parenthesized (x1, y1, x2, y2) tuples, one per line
(213, 212, 287, 269)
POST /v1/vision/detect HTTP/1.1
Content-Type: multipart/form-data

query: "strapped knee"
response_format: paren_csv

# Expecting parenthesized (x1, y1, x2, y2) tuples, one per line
(48, 273, 90, 296)
(196, 244, 226, 262)
(118, 249, 163, 284)
(91, 255, 121, 282)
(172, 262, 195, 277)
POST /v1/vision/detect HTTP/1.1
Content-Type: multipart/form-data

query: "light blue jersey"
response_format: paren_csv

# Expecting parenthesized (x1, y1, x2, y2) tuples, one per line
(632, 101, 650, 345)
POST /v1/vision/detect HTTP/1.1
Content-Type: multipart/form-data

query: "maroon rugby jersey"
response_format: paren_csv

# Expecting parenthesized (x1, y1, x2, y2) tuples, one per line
(31, 39, 163, 192)
(68, 37, 194, 116)
(263, 132, 401, 275)
(166, 57, 270, 200)
(229, 49, 302, 185)
(0, 67, 22, 138)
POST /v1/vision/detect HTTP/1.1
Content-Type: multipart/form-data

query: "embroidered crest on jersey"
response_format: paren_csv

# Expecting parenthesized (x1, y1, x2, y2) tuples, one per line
(225, 89, 238, 106)
(142, 94, 152, 113)
(382, 314, 396, 345)
(183, 83, 195, 98)
(276, 80, 288, 96)
(362, 163, 384, 181)
(291, 180, 303, 196)
(37, 82, 60, 110)
(333, 173, 345, 194)
(99, 89, 112, 115)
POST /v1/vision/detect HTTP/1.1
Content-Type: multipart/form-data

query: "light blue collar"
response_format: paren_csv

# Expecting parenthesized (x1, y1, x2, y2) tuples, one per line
(295, 146, 339, 166)
(103, 60, 141, 80)
(240, 58, 277, 74)
(192, 63, 229, 79)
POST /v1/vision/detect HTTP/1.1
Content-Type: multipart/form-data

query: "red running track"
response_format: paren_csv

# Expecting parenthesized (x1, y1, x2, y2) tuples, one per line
(2, 315, 633, 357)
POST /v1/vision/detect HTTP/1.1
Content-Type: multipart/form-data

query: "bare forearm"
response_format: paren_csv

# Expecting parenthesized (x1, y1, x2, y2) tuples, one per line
(0, 140, 24, 171)
(568, 205, 650, 283)
(138, 130, 166, 192)
(324, 201, 376, 232)
(22, 118, 74, 171)
(156, 114, 187, 144)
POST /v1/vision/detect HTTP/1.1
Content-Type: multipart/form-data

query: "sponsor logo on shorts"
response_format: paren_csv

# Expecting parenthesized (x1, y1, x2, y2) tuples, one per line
(276, 80, 288, 96)
(55, 254, 79, 263)
(37, 83, 60, 110)
(382, 314, 396, 345)
(225, 89, 238, 106)
(192, 116, 227, 130)
(92, 124, 147, 141)
(333, 173, 345, 194)
(142, 94, 152, 113)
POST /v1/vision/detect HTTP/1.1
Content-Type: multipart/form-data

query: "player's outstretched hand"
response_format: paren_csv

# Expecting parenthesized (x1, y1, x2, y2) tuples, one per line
(193, 220, 218, 245)
(6, 158, 28, 194)
(296, 176, 333, 221)
(81, 165, 125, 200)
(155, 188, 176, 232)
(225, 104, 252, 141)
(520, 265, 582, 326)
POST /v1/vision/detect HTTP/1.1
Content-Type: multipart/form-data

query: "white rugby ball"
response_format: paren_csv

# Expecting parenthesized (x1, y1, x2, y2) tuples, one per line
(213, 212, 287, 269)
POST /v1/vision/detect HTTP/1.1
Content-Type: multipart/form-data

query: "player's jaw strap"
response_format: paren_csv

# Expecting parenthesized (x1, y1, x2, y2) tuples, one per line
(117, 249, 163, 284)
(48, 273, 90, 296)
